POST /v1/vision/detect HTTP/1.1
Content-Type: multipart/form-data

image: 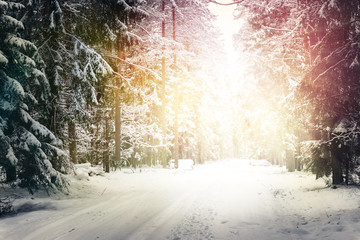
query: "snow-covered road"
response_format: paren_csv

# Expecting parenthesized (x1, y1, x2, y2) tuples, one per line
(1, 159, 360, 240)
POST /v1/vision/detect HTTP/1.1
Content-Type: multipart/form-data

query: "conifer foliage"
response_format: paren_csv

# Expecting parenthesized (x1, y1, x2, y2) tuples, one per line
(0, 0, 69, 192)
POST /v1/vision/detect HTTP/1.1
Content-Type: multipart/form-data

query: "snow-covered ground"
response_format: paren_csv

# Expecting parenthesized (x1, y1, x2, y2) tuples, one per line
(1, 159, 360, 240)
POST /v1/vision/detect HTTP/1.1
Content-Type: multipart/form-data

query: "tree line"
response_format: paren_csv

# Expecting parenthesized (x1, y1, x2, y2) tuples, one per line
(0, 0, 227, 193)
(233, 0, 360, 185)
(3, 0, 357, 192)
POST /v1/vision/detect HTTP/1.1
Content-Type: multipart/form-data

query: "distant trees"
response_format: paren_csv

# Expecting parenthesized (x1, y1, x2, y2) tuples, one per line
(168, 0, 225, 164)
(116, 0, 225, 167)
(231, 0, 299, 165)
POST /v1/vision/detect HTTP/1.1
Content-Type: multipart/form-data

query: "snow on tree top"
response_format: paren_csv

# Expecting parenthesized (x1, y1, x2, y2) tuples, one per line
(0, 0, 7, 8)
(0, 15, 24, 30)
(5, 144, 17, 166)
(5, 34, 36, 53)
(117, 0, 132, 12)
(0, 74, 25, 110)
(0, 50, 8, 65)
(0, 1, 24, 11)
(350, 56, 359, 69)
(17, 128, 42, 152)
(49, 11, 55, 30)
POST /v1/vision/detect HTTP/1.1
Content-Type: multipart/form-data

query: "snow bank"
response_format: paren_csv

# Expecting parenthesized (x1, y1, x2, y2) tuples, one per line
(249, 159, 271, 166)
(73, 163, 104, 181)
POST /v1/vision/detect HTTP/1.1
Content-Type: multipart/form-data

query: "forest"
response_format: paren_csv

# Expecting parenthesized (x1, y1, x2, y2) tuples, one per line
(1, 0, 360, 194)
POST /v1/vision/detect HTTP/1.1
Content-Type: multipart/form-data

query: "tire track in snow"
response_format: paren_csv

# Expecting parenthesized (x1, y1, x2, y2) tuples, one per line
(21, 171, 199, 240)
(22, 193, 144, 240)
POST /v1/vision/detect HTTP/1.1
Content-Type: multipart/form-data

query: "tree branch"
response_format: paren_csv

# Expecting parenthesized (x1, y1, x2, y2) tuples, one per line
(208, 0, 244, 6)
(105, 54, 161, 80)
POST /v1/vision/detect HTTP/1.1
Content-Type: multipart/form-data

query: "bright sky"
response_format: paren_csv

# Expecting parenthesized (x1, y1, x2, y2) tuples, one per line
(208, 2, 240, 61)
(208, 2, 248, 94)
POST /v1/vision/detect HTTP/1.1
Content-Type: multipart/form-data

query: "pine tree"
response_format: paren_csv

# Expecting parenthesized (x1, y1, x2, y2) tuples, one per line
(0, 0, 69, 192)
(22, 0, 115, 165)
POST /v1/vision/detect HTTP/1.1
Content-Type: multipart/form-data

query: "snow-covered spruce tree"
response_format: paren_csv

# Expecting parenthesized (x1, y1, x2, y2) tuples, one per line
(0, 0, 69, 192)
(21, 0, 66, 136)
(21, 0, 114, 165)
(61, 0, 147, 168)
(67, 0, 169, 169)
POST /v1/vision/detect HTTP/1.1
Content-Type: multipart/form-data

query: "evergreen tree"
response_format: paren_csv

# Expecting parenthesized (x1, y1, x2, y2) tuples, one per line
(296, 0, 360, 184)
(22, 0, 115, 165)
(0, 0, 69, 192)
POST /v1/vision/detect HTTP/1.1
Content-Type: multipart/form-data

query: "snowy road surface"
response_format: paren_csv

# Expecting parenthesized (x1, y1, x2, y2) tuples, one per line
(1, 159, 360, 240)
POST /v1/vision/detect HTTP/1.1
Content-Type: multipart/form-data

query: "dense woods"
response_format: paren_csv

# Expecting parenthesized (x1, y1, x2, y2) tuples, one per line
(0, 0, 227, 192)
(1, 0, 360, 193)
(233, 0, 360, 184)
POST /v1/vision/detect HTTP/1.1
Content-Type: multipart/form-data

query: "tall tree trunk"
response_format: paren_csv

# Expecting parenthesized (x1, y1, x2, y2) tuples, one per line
(172, 5, 179, 168)
(286, 150, 295, 172)
(151, 136, 155, 166)
(174, 85, 179, 167)
(68, 120, 77, 164)
(160, 0, 167, 168)
(89, 125, 95, 163)
(295, 140, 301, 171)
(104, 115, 110, 173)
(330, 141, 343, 185)
(114, 80, 121, 164)
(49, 104, 57, 135)
(5, 166, 16, 182)
(114, 39, 124, 165)
(345, 153, 349, 185)
(198, 141, 203, 164)
(331, 151, 343, 185)
(95, 114, 100, 165)
(195, 106, 203, 164)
